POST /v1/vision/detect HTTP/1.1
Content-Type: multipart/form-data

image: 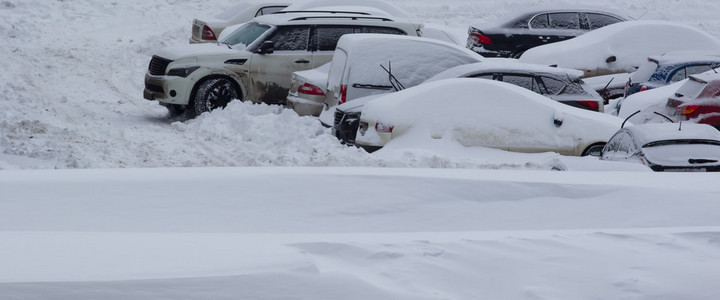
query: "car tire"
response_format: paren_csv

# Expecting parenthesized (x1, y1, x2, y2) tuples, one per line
(582, 142, 606, 157)
(191, 78, 241, 117)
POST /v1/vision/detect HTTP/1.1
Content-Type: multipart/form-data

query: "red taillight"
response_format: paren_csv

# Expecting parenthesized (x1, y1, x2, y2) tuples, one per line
(470, 32, 493, 45)
(338, 84, 347, 104)
(680, 105, 700, 115)
(375, 122, 394, 133)
(202, 25, 216, 41)
(577, 100, 600, 111)
(640, 85, 648, 92)
(298, 83, 325, 96)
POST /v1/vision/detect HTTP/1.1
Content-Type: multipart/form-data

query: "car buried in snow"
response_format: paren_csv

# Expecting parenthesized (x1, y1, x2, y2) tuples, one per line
(354, 78, 624, 156)
(601, 122, 720, 172)
(666, 72, 720, 129)
(624, 51, 720, 98)
(519, 20, 720, 78)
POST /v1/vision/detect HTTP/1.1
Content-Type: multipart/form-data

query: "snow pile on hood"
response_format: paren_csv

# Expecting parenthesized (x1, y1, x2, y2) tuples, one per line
(520, 20, 720, 75)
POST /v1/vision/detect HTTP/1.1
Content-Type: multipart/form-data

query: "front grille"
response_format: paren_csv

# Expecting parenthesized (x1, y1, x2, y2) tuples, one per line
(333, 110, 361, 145)
(148, 56, 172, 76)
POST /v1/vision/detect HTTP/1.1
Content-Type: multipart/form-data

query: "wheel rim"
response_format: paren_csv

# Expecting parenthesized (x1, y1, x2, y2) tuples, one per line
(205, 80, 238, 111)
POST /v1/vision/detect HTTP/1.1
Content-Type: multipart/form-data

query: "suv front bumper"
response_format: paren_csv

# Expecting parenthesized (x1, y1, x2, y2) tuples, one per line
(143, 73, 193, 105)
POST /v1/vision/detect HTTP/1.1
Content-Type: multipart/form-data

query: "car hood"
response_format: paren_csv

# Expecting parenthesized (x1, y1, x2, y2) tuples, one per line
(154, 43, 247, 60)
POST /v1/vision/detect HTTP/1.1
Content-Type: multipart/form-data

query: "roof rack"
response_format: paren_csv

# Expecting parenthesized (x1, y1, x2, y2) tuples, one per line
(274, 10, 371, 16)
(289, 16, 393, 22)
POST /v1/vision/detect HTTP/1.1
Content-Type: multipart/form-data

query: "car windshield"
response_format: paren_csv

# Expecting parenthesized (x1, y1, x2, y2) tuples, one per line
(221, 22, 271, 47)
(630, 60, 659, 83)
(643, 139, 720, 148)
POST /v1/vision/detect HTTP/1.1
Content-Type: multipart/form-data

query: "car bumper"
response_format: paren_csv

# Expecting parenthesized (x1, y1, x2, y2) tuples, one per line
(467, 43, 512, 58)
(286, 95, 324, 117)
(143, 73, 193, 105)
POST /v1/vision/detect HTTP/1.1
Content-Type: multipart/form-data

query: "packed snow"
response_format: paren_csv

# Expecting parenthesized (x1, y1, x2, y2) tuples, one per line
(2, 0, 720, 299)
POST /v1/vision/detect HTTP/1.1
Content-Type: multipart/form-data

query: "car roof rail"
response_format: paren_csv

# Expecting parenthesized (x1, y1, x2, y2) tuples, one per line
(289, 16, 394, 22)
(274, 10, 372, 16)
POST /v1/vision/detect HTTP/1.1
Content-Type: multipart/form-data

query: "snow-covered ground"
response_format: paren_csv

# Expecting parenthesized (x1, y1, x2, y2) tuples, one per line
(2, 0, 720, 299)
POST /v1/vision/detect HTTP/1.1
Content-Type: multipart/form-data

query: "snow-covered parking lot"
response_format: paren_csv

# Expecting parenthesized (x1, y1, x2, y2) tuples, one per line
(2, 0, 720, 299)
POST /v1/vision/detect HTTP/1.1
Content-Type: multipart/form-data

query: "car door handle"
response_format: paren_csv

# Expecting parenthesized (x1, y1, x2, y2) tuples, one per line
(294, 59, 310, 64)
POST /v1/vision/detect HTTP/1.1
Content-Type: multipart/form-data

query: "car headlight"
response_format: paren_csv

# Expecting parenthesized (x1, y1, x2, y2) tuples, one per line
(167, 66, 200, 77)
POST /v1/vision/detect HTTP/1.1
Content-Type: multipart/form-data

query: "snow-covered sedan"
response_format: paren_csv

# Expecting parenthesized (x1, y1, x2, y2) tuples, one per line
(355, 78, 624, 156)
(520, 21, 720, 78)
(666, 72, 720, 129)
(601, 123, 720, 172)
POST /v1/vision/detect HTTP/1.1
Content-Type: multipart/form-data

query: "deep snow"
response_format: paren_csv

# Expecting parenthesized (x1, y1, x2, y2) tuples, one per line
(2, 0, 720, 299)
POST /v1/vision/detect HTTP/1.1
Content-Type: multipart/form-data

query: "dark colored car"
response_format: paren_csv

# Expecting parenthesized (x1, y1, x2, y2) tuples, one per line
(467, 8, 627, 58)
(624, 51, 720, 98)
(601, 123, 720, 172)
(666, 72, 720, 129)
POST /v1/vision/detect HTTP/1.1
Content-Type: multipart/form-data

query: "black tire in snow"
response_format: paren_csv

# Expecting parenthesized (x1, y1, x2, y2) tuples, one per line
(191, 78, 240, 117)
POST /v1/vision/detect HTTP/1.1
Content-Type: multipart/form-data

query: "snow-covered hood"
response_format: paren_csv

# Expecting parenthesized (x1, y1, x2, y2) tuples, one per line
(154, 43, 247, 61)
(337, 94, 386, 114)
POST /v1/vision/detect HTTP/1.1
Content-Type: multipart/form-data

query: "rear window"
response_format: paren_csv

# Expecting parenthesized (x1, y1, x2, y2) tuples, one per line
(675, 78, 707, 99)
(542, 76, 587, 95)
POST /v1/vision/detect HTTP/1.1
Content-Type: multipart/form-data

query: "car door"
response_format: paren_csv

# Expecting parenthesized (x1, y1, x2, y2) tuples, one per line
(249, 25, 312, 104)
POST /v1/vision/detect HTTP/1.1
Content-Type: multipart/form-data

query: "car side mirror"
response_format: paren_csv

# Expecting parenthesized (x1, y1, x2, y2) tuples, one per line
(258, 41, 274, 54)
(606, 56, 617, 63)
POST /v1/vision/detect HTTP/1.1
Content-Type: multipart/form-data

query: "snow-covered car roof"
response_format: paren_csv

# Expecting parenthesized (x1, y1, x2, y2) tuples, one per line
(423, 59, 585, 84)
(335, 34, 483, 87)
(281, 0, 411, 19)
(625, 122, 720, 146)
(519, 20, 720, 75)
(252, 10, 400, 25)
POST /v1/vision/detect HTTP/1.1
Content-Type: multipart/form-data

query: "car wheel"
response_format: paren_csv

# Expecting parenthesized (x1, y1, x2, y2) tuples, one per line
(191, 78, 240, 117)
(582, 142, 606, 157)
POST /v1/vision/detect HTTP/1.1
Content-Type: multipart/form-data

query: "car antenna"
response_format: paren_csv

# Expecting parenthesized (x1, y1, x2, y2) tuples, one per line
(621, 110, 641, 128)
(381, 62, 405, 91)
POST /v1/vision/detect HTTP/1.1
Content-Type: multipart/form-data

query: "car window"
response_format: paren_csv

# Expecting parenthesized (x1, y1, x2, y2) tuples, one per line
(500, 74, 535, 90)
(669, 68, 687, 83)
(529, 14, 549, 29)
(255, 6, 285, 17)
(360, 26, 407, 35)
(543, 76, 587, 95)
(314, 26, 355, 51)
(266, 26, 310, 51)
(549, 13, 580, 30)
(586, 13, 623, 29)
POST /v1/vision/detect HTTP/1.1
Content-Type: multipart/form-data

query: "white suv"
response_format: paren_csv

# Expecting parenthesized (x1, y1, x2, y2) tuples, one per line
(144, 11, 422, 117)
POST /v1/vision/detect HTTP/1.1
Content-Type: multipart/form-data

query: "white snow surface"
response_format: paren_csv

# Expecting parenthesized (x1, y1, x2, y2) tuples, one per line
(3, 0, 720, 299)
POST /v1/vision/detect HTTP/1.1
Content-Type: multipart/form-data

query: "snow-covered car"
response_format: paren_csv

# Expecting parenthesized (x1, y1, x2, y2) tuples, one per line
(354, 78, 624, 156)
(519, 21, 720, 78)
(425, 60, 605, 112)
(281, 0, 411, 19)
(310, 34, 483, 144)
(189, 2, 289, 44)
(624, 51, 720, 98)
(467, 7, 628, 58)
(666, 72, 720, 129)
(601, 123, 720, 172)
(144, 12, 422, 117)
